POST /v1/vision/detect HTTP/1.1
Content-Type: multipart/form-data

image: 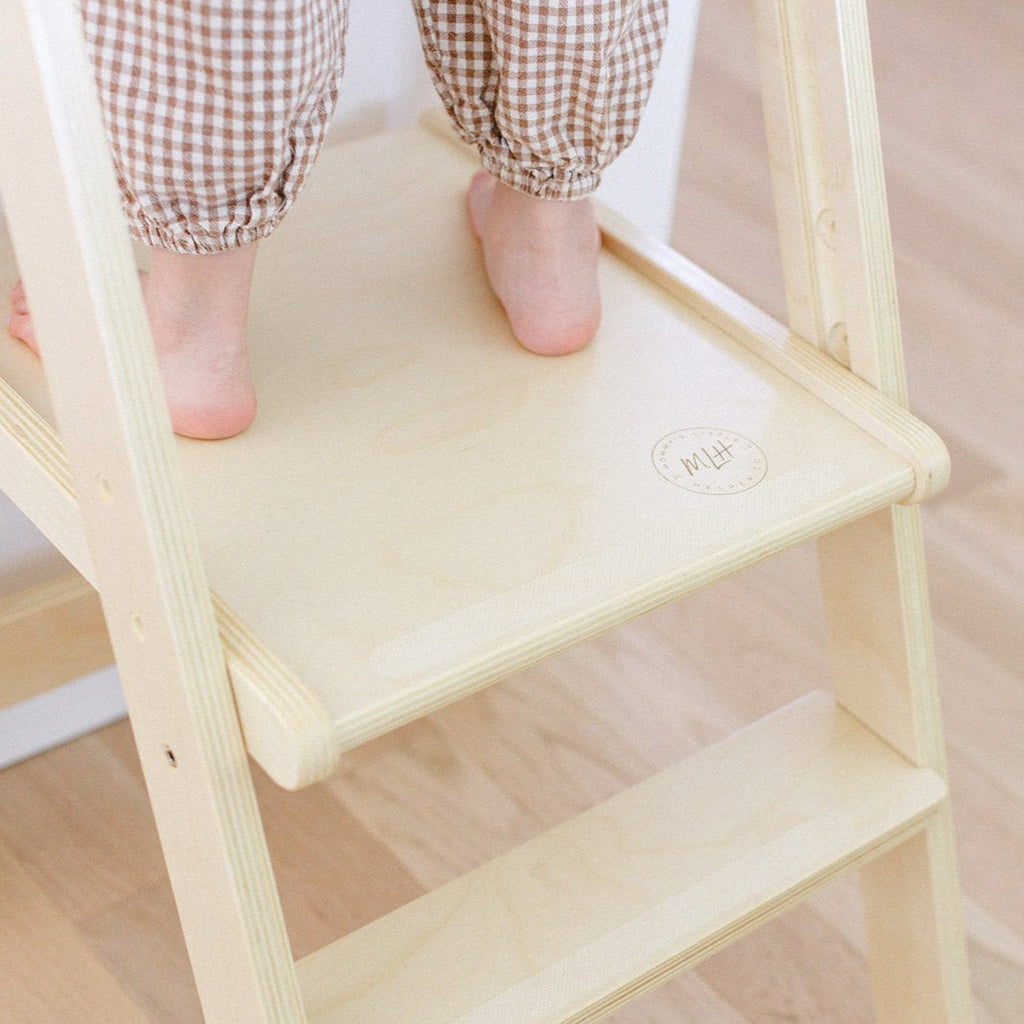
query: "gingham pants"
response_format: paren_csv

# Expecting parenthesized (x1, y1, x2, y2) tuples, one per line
(80, 1, 669, 254)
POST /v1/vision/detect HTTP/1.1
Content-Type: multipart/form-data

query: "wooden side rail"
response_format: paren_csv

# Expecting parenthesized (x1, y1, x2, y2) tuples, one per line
(597, 211, 949, 505)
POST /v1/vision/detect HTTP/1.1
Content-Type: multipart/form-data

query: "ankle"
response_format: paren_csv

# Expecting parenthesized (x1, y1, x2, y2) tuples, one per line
(145, 245, 258, 345)
(490, 181, 595, 236)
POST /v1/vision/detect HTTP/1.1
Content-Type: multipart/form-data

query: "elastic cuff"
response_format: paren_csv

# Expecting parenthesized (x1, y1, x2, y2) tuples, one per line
(129, 218, 280, 255)
(479, 144, 601, 201)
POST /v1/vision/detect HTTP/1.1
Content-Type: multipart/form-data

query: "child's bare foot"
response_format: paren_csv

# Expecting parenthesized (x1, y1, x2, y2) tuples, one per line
(142, 246, 258, 439)
(7, 245, 258, 440)
(467, 170, 601, 356)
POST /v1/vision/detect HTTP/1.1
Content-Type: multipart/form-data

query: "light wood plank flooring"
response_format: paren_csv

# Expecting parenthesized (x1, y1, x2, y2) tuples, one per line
(2, 1, 1021, 1020)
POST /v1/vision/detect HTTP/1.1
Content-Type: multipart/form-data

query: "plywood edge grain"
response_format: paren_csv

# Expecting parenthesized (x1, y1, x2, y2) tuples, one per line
(298, 693, 947, 1024)
(597, 211, 949, 505)
(2, 0, 304, 1013)
(215, 596, 339, 790)
(0, 377, 334, 788)
(326, 467, 912, 757)
(0, 374, 93, 576)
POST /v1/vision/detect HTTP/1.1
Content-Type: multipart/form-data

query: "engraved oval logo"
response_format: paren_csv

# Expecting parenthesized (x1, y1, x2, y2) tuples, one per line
(652, 428, 767, 494)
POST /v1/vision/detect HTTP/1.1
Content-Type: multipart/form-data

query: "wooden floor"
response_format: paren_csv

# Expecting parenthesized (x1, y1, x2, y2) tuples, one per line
(2, 1, 1022, 1020)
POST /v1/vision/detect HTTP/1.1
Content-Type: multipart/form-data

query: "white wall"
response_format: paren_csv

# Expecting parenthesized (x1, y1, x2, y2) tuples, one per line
(599, 0, 702, 239)
(334, 0, 702, 239)
(0, 499, 128, 767)
(0, 0, 701, 768)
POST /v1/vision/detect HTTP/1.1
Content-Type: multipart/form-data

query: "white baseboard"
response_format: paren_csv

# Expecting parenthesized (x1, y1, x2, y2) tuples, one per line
(0, 667, 126, 769)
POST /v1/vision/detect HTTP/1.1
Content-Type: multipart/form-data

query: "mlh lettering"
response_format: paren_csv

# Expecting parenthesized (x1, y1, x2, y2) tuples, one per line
(680, 440, 736, 476)
(652, 428, 766, 494)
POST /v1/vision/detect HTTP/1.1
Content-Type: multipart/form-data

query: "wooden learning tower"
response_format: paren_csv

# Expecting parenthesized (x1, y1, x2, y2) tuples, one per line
(0, 0, 973, 1020)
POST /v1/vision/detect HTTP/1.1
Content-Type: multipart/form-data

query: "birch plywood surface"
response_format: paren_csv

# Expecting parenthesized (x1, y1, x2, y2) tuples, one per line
(0, 123, 921, 788)
(1, 0, 1021, 1021)
(296, 694, 945, 1024)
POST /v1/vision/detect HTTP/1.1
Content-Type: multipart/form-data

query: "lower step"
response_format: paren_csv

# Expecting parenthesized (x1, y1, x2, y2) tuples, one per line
(298, 691, 946, 1023)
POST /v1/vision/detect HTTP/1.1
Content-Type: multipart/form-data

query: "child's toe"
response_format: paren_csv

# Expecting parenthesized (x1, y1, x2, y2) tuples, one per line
(6, 312, 39, 351)
(10, 280, 29, 314)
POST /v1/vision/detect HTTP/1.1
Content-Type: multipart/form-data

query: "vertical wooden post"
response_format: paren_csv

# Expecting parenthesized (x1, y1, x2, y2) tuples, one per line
(0, 2, 304, 1020)
(753, 1, 972, 1020)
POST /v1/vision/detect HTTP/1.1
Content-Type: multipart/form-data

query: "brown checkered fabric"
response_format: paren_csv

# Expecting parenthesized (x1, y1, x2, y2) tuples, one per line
(80, 1, 668, 253)
(80, 0, 347, 253)
(414, 1, 669, 200)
